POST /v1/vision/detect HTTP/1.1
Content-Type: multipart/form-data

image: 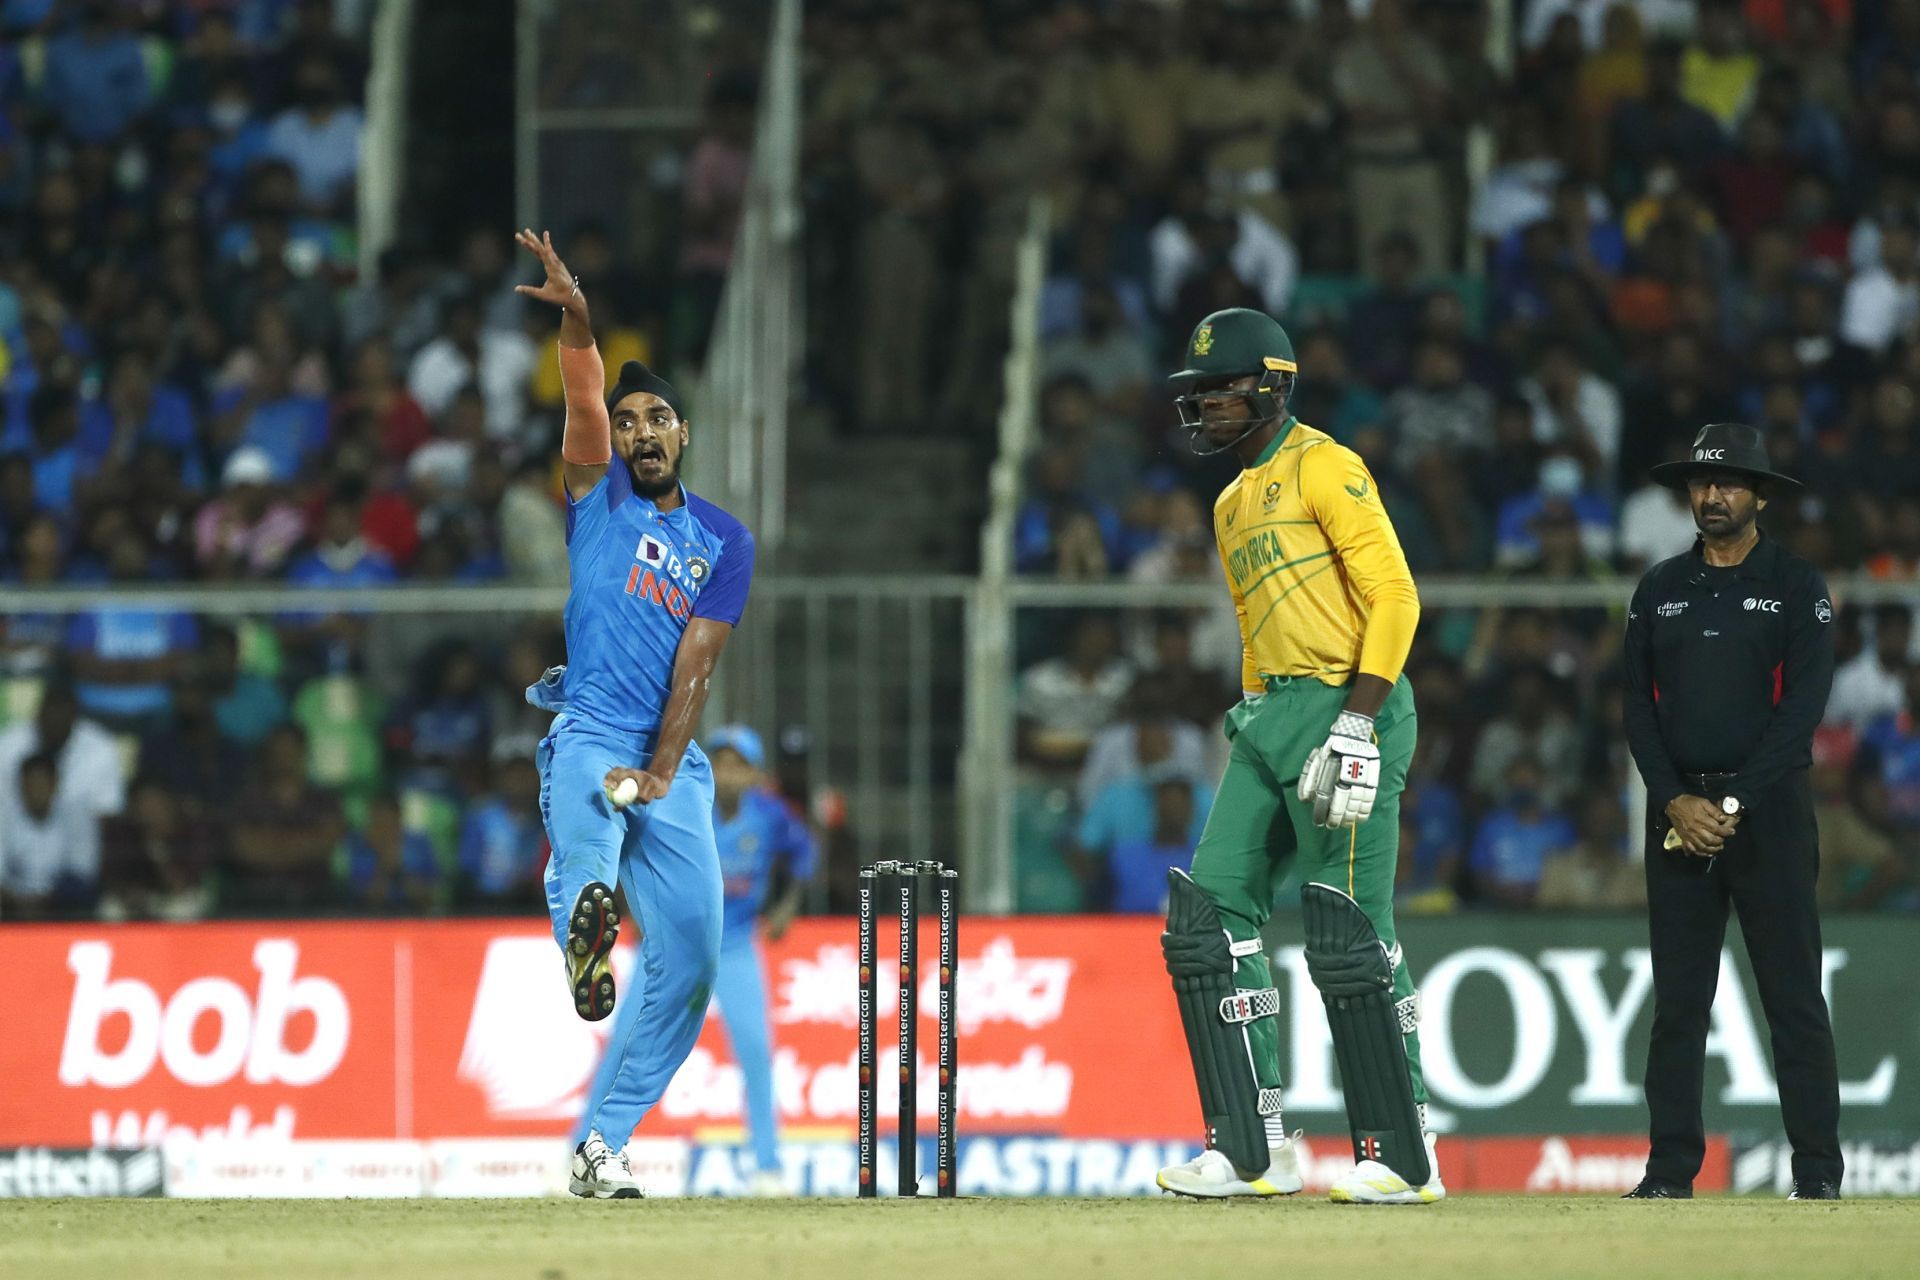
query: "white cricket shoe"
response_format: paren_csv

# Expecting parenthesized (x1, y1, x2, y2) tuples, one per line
(569, 1131, 642, 1199)
(747, 1170, 790, 1198)
(1328, 1132, 1445, 1205)
(1157, 1136, 1305, 1198)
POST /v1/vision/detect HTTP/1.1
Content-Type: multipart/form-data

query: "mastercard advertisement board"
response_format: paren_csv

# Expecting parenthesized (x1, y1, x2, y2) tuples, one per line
(1, 915, 1911, 1195)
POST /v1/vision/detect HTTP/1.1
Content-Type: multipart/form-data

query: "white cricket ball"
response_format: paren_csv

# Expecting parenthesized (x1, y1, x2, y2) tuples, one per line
(609, 777, 640, 807)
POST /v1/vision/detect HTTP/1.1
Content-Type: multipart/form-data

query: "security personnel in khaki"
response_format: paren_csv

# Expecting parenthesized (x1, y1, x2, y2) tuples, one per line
(1622, 423, 1842, 1201)
(1154, 309, 1441, 1206)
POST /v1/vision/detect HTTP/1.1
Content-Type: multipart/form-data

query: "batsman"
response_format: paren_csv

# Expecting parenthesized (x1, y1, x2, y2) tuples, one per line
(1156, 308, 1442, 1205)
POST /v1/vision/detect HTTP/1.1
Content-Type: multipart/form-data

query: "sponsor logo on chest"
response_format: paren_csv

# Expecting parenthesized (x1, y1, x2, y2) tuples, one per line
(624, 533, 704, 619)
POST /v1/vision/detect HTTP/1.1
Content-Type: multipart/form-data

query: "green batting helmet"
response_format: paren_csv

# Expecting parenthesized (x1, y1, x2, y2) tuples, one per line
(1168, 308, 1299, 455)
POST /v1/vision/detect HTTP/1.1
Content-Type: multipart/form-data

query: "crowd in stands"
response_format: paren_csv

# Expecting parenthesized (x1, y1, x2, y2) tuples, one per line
(4, 0, 1919, 918)
(1000, 0, 1920, 914)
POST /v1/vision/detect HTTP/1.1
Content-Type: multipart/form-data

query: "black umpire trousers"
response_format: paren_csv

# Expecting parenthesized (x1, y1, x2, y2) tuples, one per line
(1642, 770, 1843, 1188)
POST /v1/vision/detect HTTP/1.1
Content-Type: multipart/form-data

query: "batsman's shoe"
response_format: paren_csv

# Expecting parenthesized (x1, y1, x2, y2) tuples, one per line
(567, 881, 620, 1021)
(569, 1131, 642, 1199)
(1329, 1132, 1444, 1205)
(1156, 1137, 1305, 1198)
(1622, 1178, 1692, 1200)
(1788, 1180, 1840, 1201)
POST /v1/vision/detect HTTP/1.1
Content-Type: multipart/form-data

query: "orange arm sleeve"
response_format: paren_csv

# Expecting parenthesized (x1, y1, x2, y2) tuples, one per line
(559, 343, 612, 465)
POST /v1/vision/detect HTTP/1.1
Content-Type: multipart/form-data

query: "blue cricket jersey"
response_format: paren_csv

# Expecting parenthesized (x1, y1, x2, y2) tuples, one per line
(716, 788, 818, 939)
(558, 461, 755, 732)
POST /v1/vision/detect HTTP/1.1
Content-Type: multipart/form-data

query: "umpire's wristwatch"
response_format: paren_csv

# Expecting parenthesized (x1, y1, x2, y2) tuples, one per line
(1721, 796, 1743, 818)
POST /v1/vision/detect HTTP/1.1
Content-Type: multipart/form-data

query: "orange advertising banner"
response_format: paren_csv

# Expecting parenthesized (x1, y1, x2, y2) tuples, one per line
(0, 916, 1188, 1147)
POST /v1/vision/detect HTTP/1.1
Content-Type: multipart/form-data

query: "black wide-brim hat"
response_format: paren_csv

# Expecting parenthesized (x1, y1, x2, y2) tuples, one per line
(1649, 422, 1802, 491)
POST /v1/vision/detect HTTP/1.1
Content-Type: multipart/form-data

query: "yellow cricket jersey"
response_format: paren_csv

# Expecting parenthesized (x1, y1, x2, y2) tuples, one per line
(1213, 418, 1421, 694)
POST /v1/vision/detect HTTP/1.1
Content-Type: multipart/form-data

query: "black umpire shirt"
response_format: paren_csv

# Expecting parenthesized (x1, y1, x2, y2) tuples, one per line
(1622, 533, 1836, 816)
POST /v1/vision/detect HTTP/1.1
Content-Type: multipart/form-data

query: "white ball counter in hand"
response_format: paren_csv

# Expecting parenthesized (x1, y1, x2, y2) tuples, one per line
(607, 776, 640, 808)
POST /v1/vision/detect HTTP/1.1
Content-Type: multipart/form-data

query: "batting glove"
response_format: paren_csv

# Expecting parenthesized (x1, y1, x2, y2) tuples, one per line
(1296, 710, 1381, 829)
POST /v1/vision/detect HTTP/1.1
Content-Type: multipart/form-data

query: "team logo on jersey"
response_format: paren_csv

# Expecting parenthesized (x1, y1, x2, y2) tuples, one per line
(1193, 324, 1213, 357)
(688, 555, 711, 584)
(1815, 598, 1832, 623)
(1262, 481, 1282, 512)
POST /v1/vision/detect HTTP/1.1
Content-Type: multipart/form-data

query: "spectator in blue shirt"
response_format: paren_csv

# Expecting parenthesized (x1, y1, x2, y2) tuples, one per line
(204, 624, 286, 748)
(212, 352, 329, 483)
(1397, 775, 1465, 910)
(65, 531, 198, 732)
(1468, 758, 1578, 909)
(39, 3, 151, 143)
(396, 642, 491, 798)
(343, 792, 438, 913)
(264, 58, 362, 216)
(22, 386, 96, 513)
(456, 757, 546, 908)
(1077, 766, 1212, 912)
(80, 352, 205, 489)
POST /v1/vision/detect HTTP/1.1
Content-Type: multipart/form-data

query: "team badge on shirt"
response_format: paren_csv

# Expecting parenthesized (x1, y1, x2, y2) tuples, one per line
(1262, 481, 1282, 512)
(688, 555, 710, 584)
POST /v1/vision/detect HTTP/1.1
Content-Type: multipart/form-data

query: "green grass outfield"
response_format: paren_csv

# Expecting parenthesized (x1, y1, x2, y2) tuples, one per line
(4, 1196, 1918, 1280)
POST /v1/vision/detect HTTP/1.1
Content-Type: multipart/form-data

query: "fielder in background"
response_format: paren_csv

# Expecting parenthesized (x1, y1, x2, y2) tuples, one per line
(515, 230, 756, 1199)
(1156, 308, 1442, 1206)
(573, 724, 816, 1196)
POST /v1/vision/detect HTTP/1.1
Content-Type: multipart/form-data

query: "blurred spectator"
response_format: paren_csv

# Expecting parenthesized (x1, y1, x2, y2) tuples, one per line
(1494, 446, 1617, 565)
(1335, 0, 1454, 275)
(1855, 666, 1920, 855)
(263, 58, 362, 215)
(39, 3, 152, 144)
(1397, 753, 1466, 913)
(1827, 605, 1912, 731)
(1538, 791, 1647, 908)
(396, 642, 491, 796)
(1386, 337, 1495, 476)
(1811, 727, 1907, 910)
(287, 487, 398, 591)
(1288, 328, 1384, 446)
(1018, 613, 1133, 772)
(223, 724, 344, 913)
(1015, 447, 1121, 577)
(1348, 231, 1434, 389)
(406, 292, 535, 441)
(193, 446, 307, 578)
(677, 72, 756, 365)
(456, 757, 546, 909)
(1468, 757, 1579, 908)
(1077, 681, 1211, 813)
(97, 776, 215, 922)
(1042, 285, 1152, 440)
(1149, 194, 1298, 320)
(64, 541, 199, 732)
(0, 750, 98, 918)
(291, 658, 386, 805)
(1471, 665, 1585, 809)
(205, 623, 286, 748)
(1608, 39, 1727, 189)
(1076, 770, 1211, 914)
(500, 457, 569, 585)
(1619, 456, 1703, 568)
(1683, 0, 1762, 129)
(139, 678, 247, 823)
(1840, 216, 1920, 356)
(343, 793, 438, 913)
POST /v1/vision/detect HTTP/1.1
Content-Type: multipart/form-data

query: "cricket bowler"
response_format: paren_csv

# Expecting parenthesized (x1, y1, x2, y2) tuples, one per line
(515, 229, 755, 1198)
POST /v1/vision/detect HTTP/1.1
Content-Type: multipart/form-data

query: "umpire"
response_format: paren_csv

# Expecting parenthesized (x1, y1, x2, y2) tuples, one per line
(1621, 423, 1842, 1201)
